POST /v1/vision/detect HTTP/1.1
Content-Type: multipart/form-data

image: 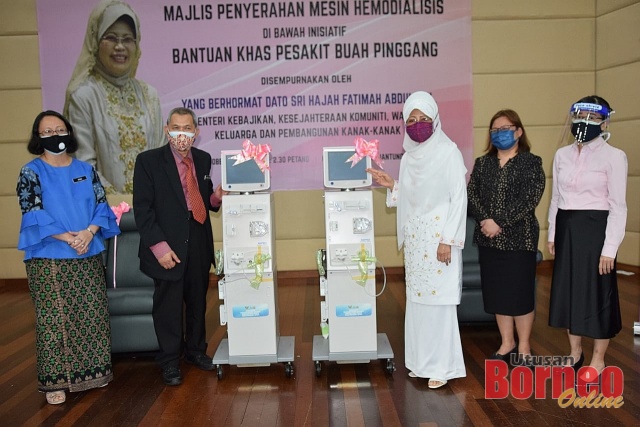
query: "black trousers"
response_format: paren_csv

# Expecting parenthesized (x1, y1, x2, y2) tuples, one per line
(152, 218, 210, 368)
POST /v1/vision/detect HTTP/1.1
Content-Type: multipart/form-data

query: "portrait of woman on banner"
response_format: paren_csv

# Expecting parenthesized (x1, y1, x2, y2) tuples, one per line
(64, 0, 164, 194)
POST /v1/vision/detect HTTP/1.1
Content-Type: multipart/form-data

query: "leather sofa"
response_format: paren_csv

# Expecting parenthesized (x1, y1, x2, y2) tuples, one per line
(458, 216, 494, 323)
(105, 209, 159, 353)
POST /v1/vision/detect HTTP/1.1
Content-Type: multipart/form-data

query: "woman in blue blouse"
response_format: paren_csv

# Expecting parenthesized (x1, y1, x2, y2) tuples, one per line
(16, 111, 120, 405)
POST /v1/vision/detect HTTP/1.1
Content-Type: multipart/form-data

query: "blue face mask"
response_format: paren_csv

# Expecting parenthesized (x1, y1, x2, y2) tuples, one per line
(490, 129, 518, 150)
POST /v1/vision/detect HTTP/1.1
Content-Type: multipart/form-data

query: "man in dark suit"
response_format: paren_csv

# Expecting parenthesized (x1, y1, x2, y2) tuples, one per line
(133, 107, 224, 385)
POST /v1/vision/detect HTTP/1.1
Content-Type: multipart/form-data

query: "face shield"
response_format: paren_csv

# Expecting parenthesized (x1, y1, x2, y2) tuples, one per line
(559, 102, 614, 146)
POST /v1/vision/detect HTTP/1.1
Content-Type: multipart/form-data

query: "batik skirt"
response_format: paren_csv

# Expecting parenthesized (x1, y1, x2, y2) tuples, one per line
(26, 255, 113, 392)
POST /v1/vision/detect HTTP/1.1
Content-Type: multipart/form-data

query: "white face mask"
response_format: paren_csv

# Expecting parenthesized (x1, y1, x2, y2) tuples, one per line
(167, 131, 196, 152)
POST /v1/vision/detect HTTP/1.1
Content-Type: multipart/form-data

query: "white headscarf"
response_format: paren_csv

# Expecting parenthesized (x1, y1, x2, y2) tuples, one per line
(64, 0, 143, 115)
(396, 91, 467, 248)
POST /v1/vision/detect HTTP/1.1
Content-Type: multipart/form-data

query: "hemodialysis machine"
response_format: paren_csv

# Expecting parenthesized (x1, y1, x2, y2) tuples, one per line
(312, 146, 394, 376)
(212, 148, 294, 379)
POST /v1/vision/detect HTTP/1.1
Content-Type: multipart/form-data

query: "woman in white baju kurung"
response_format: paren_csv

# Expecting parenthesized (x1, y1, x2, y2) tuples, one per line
(368, 91, 467, 388)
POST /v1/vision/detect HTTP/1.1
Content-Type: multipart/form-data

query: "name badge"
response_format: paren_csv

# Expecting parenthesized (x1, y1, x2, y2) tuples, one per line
(73, 176, 87, 183)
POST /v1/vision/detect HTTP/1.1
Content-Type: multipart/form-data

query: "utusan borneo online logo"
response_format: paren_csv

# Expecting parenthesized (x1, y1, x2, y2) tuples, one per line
(484, 355, 624, 408)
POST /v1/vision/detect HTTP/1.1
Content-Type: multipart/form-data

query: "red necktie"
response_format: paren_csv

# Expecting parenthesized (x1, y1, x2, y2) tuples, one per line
(183, 157, 207, 224)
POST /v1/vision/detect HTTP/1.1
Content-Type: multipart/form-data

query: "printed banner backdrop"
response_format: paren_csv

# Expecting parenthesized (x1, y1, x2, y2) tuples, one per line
(37, 0, 472, 190)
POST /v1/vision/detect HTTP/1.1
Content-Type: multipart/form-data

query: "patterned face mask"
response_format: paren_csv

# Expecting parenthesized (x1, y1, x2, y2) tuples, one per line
(570, 121, 602, 144)
(405, 121, 434, 143)
(167, 131, 196, 152)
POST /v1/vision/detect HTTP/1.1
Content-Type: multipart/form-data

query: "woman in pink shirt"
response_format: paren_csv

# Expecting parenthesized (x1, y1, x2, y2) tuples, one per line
(547, 95, 627, 380)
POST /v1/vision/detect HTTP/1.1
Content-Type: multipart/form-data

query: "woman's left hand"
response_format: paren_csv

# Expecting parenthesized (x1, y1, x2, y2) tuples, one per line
(599, 256, 615, 275)
(68, 229, 94, 256)
(480, 219, 502, 238)
(437, 243, 452, 266)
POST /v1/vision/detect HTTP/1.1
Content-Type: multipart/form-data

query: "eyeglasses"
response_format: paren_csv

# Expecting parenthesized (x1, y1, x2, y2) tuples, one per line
(405, 117, 431, 126)
(40, 127, 68, 137)
(101, 35, 136, 48)
(489, 125, 516, 134)
(570, 112, 604, 123)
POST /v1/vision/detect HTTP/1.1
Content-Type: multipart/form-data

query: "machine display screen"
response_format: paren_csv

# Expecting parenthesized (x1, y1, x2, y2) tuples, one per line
(323, 147, 372, 189)
(221, 150, 270, 192)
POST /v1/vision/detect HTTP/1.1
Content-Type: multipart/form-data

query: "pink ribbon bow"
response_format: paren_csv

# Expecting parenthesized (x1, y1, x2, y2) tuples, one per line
(347, 136, 384, 169)
(232, 139, 271, 172)
(111, 201, 131, 225)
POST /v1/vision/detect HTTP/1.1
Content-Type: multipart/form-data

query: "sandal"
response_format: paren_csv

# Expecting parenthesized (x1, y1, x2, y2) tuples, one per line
(408, 371, 418, 378)
(45, 390, 66, 405)
(578, 365, 605, 384)
(428, 379, 447, 389)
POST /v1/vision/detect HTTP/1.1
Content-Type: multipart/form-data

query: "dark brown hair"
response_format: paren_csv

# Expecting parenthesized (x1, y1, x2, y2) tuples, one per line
(485, 109, 531, 156)
(27, 110, 78, 155)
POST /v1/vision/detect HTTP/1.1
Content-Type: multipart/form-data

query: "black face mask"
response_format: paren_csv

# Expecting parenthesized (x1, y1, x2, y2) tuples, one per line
(570, 121, 602, 144)
(40, 134, 70, 154)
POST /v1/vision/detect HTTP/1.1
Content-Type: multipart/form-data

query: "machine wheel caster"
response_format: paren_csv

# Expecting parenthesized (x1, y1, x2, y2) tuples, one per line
(315, 361, 322, 377)
(216, 365, 224, 380)
(386, 359, 395, 374)
(285, 362, 294, 378)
